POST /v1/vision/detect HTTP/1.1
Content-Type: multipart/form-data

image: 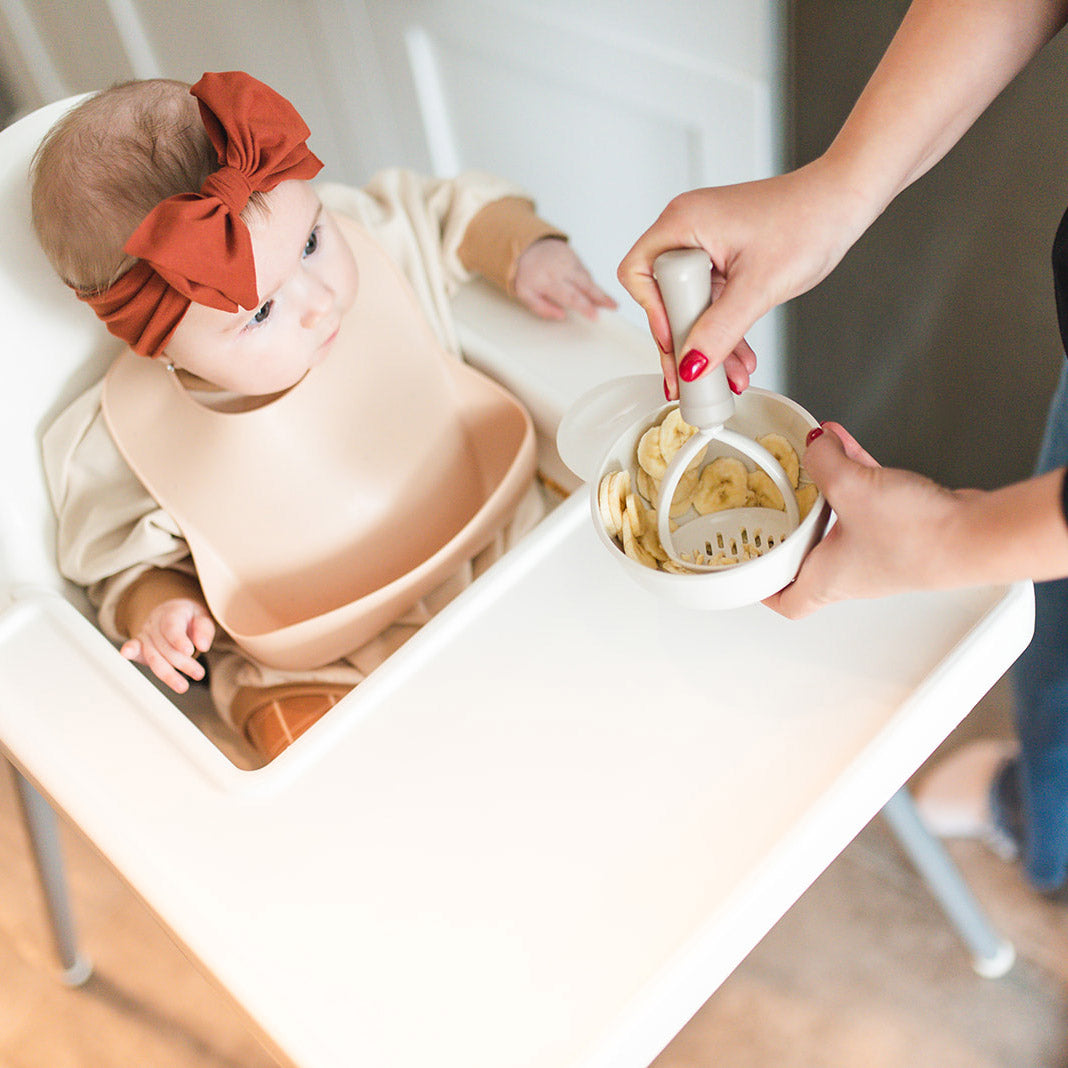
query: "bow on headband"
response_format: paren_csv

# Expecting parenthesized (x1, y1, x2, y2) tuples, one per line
(79, 71, 323, 355)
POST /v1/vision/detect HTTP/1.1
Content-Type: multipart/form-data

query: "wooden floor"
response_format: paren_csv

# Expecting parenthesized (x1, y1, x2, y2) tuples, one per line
(0, 763, 279, 1068)
(1, 679, 1065, 1068)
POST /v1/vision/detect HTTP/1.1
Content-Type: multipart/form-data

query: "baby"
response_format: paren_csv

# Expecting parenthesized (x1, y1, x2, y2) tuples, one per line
(33, 71, 614, 761)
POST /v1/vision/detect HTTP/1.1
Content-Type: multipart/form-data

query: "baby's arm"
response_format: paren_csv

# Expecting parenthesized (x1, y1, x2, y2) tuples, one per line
(320, 171, 615, 324)
(43, 384, 211, 693)
(458, 196, 615, 319)
(115, 568, 215, 694)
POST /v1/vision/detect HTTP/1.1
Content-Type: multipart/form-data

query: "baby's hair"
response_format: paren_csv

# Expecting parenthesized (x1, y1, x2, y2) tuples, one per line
(31, 79, 224, 293)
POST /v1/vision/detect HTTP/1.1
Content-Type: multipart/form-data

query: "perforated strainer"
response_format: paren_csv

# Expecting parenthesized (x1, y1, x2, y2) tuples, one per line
(652, 249, 799, 572)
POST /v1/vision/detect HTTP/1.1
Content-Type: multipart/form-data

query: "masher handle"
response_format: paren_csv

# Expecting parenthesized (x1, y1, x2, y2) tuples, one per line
(652, 249, 735, 429)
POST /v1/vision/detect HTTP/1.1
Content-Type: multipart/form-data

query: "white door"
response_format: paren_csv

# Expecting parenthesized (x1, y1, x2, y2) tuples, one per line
(348, 0, 786, 384)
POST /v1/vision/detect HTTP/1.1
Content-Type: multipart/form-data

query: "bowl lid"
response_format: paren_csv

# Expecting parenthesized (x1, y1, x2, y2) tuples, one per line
(556, 373, 665, 482)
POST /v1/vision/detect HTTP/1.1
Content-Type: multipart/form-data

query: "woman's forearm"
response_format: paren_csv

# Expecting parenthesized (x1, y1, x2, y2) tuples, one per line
(821, 0, 1068, 229)
(950, 468, 1068, 587)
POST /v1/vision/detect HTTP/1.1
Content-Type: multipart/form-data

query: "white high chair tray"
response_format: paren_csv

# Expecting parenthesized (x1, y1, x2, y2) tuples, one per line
(0, 493, 1033, 1068)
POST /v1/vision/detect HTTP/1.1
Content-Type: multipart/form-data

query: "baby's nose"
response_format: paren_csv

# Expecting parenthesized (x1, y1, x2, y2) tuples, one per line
(301, 282, 333, 328)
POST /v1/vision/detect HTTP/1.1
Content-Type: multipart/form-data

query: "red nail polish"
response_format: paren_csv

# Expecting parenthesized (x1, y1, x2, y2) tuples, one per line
(805, 426, 824, 446)
(729, 379, 742, 395)
(664, 378, 671, 400)
(678, 349, 708, 382)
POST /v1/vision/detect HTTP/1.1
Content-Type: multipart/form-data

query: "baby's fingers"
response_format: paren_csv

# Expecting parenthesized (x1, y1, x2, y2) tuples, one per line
(120, 637, 143, 663)
(521, 276, 612, 321)
(551, 279, 600, 319)
(137, 637, 199, 693)
(190, 613, 216, 654)
(518, 287, 568, 320)
(126, 625, 207, 693)
(571, 273, 617, 315)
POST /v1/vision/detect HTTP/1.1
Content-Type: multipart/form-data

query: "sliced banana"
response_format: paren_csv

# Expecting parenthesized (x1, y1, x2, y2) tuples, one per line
(601, 419, 818, 573)
(659, 558, 692, 574)
(635, 464, 699, 518)
(747, 469, 785, 511)
(641, 528, 670, 563)
(609, 470, 630, 531)
(757, 433, 800, 489)
(795, 482, 819, 520)
(693, 456, 749, 514)
(658, 408, 697, 463)
(621, 513, 660, 569)
(637, 425, 668, 479)
(708, 456, 749, 486)
(597, 471, 619, 537)
(667, 468, 699, 517)
(639, 517, 671, 564)
(635, 466, 658, 506)
(624, 492, 644, 538)
(597, 468, 630, 536)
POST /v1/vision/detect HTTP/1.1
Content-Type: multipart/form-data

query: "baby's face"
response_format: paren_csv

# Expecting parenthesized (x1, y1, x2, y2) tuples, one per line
(162, 180, 358, 395)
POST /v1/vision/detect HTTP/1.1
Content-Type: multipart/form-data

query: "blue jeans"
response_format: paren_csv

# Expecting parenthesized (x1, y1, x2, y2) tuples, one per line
(1008, 360, 1068, 891)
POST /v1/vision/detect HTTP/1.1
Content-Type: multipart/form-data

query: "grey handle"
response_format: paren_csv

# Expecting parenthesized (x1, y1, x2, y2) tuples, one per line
(652, 249, 735, 429)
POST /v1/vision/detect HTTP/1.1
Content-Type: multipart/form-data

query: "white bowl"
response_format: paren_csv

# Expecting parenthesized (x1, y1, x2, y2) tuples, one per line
(590, 386, 831, 609)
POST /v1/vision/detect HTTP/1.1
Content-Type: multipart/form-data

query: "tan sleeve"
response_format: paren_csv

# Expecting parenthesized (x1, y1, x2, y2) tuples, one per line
(42, 379, 195, 642)
(457, 196, 568, 296)
(113, 567, 208, 640)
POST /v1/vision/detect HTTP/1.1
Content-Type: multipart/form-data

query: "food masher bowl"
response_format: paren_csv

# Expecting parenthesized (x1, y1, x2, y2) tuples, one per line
(557, 249, 831, 610)
(586, 387, 830, 609)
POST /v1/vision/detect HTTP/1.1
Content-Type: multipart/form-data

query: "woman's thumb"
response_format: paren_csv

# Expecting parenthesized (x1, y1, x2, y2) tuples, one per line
(802, 421, 879, 508)
(680, 283, 757, 373)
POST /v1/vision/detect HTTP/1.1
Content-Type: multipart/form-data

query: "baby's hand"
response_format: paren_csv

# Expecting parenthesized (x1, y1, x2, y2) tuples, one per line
(120, 598, 215, 694)
(513, 238, 617, 321)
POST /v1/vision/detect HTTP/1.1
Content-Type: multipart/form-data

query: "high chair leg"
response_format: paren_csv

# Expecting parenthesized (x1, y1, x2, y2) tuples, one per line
(10, 761, 93, 985)
(881, 786, 1015, 978)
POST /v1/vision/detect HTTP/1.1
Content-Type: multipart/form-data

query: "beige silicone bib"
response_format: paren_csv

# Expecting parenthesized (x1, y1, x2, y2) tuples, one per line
(102, 215, 535, 670)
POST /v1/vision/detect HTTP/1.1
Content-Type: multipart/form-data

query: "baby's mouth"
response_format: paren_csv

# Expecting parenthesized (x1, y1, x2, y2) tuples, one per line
(319, 323, 340, 350)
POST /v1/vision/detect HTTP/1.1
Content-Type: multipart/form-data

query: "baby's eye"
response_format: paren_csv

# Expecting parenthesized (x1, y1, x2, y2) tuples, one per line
(251, 300, 273, 326)
(303, 227, 320, 257)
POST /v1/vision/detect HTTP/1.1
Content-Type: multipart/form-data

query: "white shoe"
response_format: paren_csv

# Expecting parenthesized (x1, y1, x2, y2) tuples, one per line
(914, 739, 1020, 861)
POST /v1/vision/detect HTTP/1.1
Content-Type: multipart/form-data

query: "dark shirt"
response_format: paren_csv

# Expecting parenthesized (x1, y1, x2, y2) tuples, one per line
(1053, 206, 1068, 353)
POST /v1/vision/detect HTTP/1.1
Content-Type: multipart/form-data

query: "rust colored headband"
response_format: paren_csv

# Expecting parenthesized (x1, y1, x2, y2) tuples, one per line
(78, 71, 323, 355)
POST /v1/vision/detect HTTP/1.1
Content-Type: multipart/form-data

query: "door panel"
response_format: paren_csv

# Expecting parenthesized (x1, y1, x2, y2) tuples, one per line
(359, 0, 785, 384)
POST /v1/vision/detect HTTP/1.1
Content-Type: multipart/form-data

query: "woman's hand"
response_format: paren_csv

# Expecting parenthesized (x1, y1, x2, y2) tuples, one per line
(514, 237, 617, 321)
(617, 160, 870, 397)
(763, 423, 973, 618)
(120, 597, 215, 693)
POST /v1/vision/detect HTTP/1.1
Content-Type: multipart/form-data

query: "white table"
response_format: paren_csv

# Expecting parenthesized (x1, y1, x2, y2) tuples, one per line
(0, 489, 1033, 1067)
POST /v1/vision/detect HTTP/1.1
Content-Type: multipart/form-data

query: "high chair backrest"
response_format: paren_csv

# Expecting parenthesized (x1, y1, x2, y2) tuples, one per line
(0, 95, 122, 600)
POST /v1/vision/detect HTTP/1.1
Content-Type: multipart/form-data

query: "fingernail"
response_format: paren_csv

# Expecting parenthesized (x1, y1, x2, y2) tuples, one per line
(805, 426, 824, 446)
(678, 349, 708, 382)
(729, 379, 742, 396)
(663, 378, 671, 400)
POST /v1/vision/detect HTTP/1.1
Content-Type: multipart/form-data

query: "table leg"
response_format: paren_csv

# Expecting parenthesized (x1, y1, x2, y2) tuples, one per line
(10, 762, 93, 985)
(881, 786, 1015, 978)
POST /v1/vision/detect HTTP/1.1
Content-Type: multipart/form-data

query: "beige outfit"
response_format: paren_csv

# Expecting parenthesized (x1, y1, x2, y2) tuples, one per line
(42, 169, 558, 734)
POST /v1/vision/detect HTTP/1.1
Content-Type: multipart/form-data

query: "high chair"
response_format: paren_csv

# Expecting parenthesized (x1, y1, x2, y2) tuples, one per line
(1, 97, 1033, 1068)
